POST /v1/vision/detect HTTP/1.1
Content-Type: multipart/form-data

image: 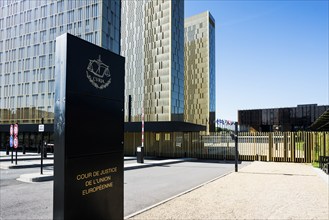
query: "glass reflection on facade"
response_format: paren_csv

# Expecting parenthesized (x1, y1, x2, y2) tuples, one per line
(121, 0, 184, 122)
(184, 11, 216, 132)
(0, 0, 121, 125)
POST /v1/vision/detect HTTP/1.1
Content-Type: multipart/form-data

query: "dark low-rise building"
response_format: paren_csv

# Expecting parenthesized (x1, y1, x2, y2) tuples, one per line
(238, 104, 329, 132)
(310, 108, 329, 131)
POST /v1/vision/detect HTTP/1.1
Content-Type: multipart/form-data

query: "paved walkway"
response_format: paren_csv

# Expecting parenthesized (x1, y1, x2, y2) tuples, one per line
(128, 162, 329, 220)
(0, 151, 195, 182)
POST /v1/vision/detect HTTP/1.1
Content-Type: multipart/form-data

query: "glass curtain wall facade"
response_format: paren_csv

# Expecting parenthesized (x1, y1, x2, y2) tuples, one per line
(238, 104, 329, 132)
(184, 11, 216, 132)
(121, 0, 184, 122)
(121, 0, 145, 122)
(0, 0, 121, 125)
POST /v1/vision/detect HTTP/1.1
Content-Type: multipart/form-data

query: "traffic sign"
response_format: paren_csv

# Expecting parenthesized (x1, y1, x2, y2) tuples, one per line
(14, 124, 18, 136)
(13, 136, 18, 149)
(39, 124, 45, 132)
(9, 136, 13, 148)
(10, 125, 13, 136)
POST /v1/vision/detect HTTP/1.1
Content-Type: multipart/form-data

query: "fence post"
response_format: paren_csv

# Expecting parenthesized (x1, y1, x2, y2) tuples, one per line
(307, 132, 312, 163)
(313, 132, 317, 163)
(284, 132, 288, 162)
(302, 132, 305, 163)
(304, 132, 306, 163)
(253, 132, 256, 161)
(269, 133, 273, 162)
(235, 122, 238, 172)
(323, 133, 326, 157)
(307, 132, 315, 163)
(292, 132, 296, 162)
(324, 132, 329, 156)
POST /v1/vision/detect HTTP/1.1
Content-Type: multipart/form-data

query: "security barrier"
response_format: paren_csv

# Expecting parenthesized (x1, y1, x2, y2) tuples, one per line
(124, 131, 329, 163)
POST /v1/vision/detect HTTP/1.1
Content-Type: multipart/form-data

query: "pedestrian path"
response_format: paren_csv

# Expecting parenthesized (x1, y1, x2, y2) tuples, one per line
(0, 150, 53, 169)
(127, 161, 329, 220)
(0, 151, 54, 162)
(0, 155, 194, 182)
(0, 158, 54, 169)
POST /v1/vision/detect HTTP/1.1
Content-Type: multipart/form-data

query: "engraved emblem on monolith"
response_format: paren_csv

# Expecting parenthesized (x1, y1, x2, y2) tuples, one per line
(86, 55, 111, 89)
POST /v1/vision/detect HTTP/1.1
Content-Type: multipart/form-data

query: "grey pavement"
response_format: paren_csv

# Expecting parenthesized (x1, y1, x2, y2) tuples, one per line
(0, 151, 54, 171)
(0, 159, 54, 170)
(0, 156, 247, 219)
(2, 151, 328, 220)
(0, 151, 54, 162)
(1, 154, 196, 182)
(1, 149, 328, 220)
(0, 151, 52, 157)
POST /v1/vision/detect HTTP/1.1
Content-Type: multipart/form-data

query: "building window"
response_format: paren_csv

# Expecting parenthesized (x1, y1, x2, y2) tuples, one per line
(93, 18, 98, 29)
(68, 10, 74, 23)
(92, 4, 98, 17)
(165, 133, 170, 141)
(57, 0, 64, 12)
(78, 8, 82, 20)
(85, 33, 93, 43)
(156, 133, 160, 141)
(86, 6, 90, 18)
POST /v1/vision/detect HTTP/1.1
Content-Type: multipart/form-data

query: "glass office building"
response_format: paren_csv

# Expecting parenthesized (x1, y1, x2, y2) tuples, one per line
(238, 104, 329, 132)
(0, 0, 120, 148)
(0, 0, 120, 124)
(121, 0, 184, 122)
(184, 11, 216, 132)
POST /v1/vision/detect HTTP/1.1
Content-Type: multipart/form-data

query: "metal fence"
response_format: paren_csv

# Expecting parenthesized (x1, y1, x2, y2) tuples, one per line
(124, 131, 329, 163)
(238, 132, 329, 163)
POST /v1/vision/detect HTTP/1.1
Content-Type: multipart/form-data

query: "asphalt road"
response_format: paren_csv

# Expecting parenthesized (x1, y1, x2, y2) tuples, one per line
(124, 160, 250, 217)
(0, 166, 54, 220)
(0, 160, 249, 219)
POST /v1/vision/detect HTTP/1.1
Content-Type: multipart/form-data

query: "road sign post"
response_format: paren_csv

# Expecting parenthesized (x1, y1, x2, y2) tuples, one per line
(11, 147, 13, 164)
(9, 125, 13, 163)
(13, 123, 19, 165)
(40, 118, 44, 175)
(137, 108, 145, 163)
(14, 135, 18, 165)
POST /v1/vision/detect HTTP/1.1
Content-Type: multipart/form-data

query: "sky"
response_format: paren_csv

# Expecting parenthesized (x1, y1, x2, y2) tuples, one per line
(185, 0, 329, 122)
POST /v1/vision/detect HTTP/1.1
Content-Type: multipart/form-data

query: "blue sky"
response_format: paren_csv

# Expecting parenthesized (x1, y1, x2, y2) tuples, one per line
(185, 0, 329, 121)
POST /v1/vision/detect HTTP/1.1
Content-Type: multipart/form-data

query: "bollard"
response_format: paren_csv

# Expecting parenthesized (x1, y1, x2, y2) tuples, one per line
(6, 144, 9, 155)
(137, 146, 144, 163)
(44, 144, 47, 158)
